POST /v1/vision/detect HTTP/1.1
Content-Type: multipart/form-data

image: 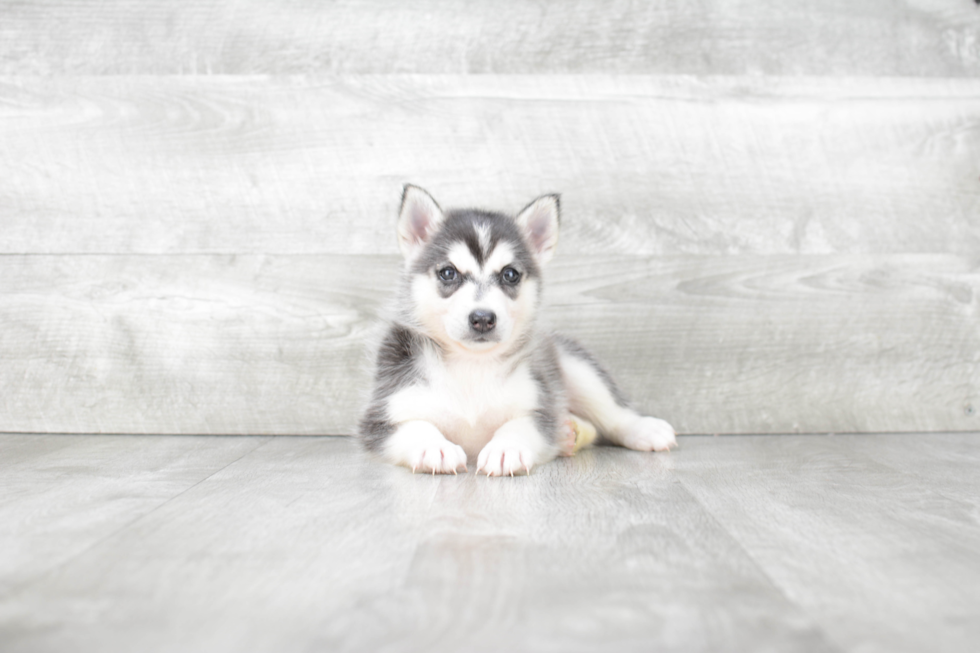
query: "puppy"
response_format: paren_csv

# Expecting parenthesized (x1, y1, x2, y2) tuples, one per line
(359, 185, 676, 476)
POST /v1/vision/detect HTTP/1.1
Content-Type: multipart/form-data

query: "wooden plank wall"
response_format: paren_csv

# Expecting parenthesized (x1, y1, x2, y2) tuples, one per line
(1, 1, 978, 435)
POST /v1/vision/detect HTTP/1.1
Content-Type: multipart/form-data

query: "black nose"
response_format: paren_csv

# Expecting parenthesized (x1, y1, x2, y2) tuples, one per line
(468, 309, 496, 333)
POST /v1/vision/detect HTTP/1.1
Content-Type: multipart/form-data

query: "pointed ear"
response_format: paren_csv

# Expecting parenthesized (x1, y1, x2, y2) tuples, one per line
(397, 184, 445, 260)
(515, 194, 560, 265)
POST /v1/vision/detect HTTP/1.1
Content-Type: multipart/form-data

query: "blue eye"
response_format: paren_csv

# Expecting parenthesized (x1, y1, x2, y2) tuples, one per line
(438, 266, 458, 282)
(501, 267, 521, 284)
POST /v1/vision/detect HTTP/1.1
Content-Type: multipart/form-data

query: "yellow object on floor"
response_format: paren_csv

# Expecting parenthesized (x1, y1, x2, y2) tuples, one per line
(569, 415, 599, 454)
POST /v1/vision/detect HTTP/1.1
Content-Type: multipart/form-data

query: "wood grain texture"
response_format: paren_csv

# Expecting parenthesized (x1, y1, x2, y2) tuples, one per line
(841, 432, 980, 507)
(0, 435, 840, 653)
(1, 76, 978, 256)
(1, 0, 978, 77)
(1, 253, 976, 435)
(3, 433, 979, 652)
(549, 254, 980, 435)
(674, 434, 980, 653)
(0, 434, 269, 593)
(0, 254, 395, 435)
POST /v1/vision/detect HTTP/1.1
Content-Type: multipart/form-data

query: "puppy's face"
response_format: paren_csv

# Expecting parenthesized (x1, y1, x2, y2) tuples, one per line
(396, 186, 560, 356)
(413, 228, 536, 353)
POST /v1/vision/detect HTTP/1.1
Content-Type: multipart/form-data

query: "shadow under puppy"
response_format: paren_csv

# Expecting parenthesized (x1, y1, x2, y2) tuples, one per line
(360, 185, 676, 476)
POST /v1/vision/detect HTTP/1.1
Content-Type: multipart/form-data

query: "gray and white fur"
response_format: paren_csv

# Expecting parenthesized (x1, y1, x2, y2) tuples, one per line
(359, 185, 676, 476)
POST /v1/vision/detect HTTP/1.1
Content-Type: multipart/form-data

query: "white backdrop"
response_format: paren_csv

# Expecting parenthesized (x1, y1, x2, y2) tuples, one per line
(1, 1, 978, 435)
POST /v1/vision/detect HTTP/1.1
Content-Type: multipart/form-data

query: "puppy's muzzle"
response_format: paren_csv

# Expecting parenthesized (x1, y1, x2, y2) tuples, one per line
(468, 309, 496, 334)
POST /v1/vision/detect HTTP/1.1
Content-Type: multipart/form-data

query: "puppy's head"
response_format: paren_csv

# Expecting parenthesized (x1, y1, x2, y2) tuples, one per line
(396, 185, 560, 355)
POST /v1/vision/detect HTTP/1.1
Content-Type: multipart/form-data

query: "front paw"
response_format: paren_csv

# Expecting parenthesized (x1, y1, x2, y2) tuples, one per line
(385, 421, 468, 474)
(409, 442, 469, 474)
(476, 440, 537, 477)
(620, 416, 677, 452)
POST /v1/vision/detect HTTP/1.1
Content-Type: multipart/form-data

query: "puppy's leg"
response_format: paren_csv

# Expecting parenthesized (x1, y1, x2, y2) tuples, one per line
(558, 345, 676, 452)
(384, 420, 469, 474)
(476, 416, 557, 477)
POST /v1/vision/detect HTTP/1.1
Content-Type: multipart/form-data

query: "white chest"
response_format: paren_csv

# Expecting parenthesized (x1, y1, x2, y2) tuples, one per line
(385, 356, 540, 456)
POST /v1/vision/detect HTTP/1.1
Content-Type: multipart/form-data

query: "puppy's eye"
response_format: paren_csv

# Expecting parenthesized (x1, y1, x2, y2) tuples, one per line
(501, 267, 521, 285)
(437, 266, 458, 282)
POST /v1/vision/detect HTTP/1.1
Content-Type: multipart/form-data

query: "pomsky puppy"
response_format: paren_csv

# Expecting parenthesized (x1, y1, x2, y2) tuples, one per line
(360, 185, 676, 476)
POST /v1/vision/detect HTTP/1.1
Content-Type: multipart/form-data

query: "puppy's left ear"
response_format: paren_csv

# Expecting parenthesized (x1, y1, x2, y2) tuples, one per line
(516, 194, 560, 265)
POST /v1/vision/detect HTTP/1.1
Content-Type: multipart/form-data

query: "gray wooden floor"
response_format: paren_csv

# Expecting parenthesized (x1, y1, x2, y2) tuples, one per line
(1, 433, 977, 653)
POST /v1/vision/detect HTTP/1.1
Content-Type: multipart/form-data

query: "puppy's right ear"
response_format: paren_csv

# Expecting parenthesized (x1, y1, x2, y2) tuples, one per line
(397, 185, 445, 260)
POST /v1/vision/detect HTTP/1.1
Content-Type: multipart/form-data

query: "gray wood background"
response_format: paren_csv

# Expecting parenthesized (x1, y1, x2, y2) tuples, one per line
(1, 1, 978, 435)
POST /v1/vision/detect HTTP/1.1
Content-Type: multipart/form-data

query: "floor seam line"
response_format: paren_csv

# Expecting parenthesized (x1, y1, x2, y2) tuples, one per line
(669, 465, 850, 653)
(0, 436, 274, 601)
